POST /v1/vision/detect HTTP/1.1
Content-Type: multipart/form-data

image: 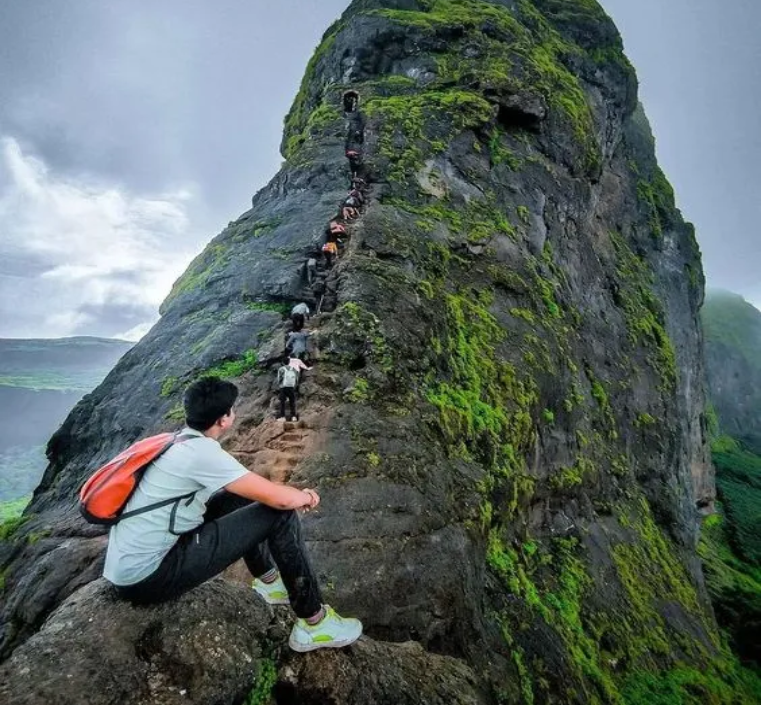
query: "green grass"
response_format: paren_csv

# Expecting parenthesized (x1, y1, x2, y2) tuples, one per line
(0, 513, 30, 540)
(712, 436, 761, 565)
(0, 496, 31, 522)
(244, 657, 277, 705)
(200, 349, 260, 380)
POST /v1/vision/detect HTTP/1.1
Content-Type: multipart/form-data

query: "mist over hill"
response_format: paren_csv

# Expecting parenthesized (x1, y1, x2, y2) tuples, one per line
(0, 337, 132, 501)
(700, 290, 761, 666)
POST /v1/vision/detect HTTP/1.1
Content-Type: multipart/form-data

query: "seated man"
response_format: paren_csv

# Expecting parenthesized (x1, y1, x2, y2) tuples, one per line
(103, 377, 361, 652)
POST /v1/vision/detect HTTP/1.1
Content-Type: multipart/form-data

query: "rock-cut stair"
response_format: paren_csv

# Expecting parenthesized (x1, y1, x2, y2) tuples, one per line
(229, 417, 319, 485)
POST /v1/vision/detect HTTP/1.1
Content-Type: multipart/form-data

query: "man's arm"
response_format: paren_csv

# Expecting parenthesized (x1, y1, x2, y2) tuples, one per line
(225, 472, 319, 511)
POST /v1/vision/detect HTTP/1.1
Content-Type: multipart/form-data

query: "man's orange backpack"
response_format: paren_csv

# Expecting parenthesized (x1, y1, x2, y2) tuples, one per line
(79, 432, 194, 525)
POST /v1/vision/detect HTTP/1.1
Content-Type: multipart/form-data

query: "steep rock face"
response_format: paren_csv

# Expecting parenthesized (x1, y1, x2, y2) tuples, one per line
(702, 290, 761, 453)
(0, 1, 736, 702)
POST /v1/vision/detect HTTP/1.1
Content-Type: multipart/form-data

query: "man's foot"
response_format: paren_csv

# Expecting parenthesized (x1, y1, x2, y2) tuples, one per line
(252, 575, 290, 605)
(288, 605, 363, 653)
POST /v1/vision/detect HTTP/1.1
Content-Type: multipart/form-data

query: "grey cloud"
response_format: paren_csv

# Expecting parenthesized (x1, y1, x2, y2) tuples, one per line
(0, 0, 759, 339)
(75, 301, 156, 338)
(0, 252, 51, 278)
(0, 0, 349, 232)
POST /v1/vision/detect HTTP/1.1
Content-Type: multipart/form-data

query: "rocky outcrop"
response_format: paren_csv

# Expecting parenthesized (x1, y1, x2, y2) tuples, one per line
(0, 578, 489, 705)
(1, 1, 746, 702)
(277, 639, 489, 705)
(0, 579, 273, 705)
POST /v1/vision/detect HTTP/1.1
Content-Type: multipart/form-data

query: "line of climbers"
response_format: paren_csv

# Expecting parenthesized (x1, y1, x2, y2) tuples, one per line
(84, 87, 374, 658)
(274, 91, 369, 422)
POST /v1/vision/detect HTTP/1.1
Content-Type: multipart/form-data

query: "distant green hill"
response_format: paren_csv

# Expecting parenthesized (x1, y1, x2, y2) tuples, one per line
(0, 337, 133, 391)
(700, 436, 761, 665)
(700, 292, 761, 666)
(0, 337, 133, 503)
(702, 291, 761, 453)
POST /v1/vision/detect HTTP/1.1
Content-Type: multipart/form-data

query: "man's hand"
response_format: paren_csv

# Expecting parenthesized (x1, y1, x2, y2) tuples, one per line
(302, 488, 320, 510)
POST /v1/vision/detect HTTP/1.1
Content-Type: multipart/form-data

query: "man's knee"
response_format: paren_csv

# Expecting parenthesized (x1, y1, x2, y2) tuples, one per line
(273, 508, 299, 529)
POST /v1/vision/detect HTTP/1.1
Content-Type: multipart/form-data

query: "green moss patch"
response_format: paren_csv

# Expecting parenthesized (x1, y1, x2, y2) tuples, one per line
(610, 231, 677, 390)
(370, 0, 600, 170)
(364, 90, 494, 182)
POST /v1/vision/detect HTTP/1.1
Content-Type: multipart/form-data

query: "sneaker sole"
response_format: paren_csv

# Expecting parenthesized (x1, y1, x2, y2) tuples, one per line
(288, 632, 362, 653)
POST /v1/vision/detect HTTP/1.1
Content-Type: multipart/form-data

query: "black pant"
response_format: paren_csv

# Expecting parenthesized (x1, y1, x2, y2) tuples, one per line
(291, 313, 305, 331)
(114, 492, 323, 618)
(279, 387, 296, 418)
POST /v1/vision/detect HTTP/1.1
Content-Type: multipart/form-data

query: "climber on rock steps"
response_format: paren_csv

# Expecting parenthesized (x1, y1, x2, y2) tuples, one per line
(290, 302, 310, 332)
(342, 194, 360, 221)
(327, 220, 347, 237)
(102, 376, 362, 652)
(277, 356, 301, 421)
(322, 240, 338, 268)
(346, 149, 362, 174)
(286, 326, 310, 361)
(305, 253, 318, 287)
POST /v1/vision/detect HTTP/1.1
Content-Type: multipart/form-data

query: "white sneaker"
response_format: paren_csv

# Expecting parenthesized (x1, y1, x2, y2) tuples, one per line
(288, 604, 363, 652)
(252, 575, 290, 605)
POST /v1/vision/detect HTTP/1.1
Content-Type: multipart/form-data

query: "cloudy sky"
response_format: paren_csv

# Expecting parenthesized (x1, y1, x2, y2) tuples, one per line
(0, 0, 758, 340)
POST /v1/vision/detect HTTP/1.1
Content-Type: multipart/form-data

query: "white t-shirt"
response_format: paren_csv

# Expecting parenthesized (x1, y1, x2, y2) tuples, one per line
(103, 428, 249, 586)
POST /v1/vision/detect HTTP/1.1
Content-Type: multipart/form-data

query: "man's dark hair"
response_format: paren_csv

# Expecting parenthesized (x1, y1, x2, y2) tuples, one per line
(183, 376, 239, 431)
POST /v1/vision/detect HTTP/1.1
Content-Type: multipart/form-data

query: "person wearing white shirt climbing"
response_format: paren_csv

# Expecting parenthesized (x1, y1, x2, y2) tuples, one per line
(277, 356, 301, 421)
(103, 376, 362, 652)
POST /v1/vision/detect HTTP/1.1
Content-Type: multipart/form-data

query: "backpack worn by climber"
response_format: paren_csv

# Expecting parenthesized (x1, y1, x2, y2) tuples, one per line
(278, 364, 300, 389)
(79, 433, 195, 525)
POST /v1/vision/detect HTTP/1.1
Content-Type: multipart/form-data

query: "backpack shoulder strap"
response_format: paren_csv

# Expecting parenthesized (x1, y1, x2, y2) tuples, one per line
(116, 433, 198, 522)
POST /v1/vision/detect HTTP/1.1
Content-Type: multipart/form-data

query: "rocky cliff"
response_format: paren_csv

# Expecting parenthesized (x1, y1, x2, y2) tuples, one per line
(2, 1, 756, 703)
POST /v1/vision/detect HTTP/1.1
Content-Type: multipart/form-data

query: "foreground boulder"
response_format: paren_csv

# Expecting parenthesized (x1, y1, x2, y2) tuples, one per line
(277, 639, 490, 705)
(0, 578, 490, 705)
(0, 579, 273, 705)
